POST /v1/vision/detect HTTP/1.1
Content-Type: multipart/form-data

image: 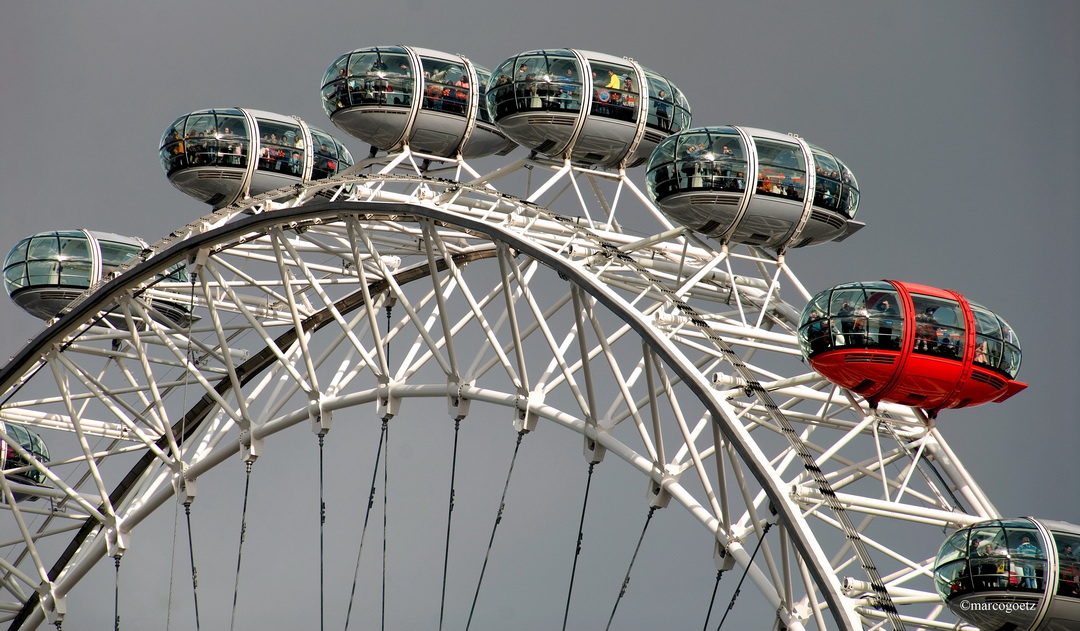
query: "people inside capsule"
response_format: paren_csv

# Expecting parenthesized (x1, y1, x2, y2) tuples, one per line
(1, 422, 50, 501)
(321, 46, 514, 159)
(934, 519, 1080, 630)
(646, 126, 862, 249)
(4, 230, 187, 322)
(323, 47, 415, 113)
(160, 108, 354, 208)
(486, 49, 690, 167)
(798, 281, 1026, 412)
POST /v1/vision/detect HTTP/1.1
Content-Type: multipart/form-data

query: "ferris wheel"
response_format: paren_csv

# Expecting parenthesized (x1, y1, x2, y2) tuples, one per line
(0, 46, 1067, 631)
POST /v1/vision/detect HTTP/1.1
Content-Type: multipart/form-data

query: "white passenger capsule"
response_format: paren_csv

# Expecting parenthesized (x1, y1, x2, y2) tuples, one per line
(321, 45, 515, 159)
(3, 230, 187, 322)
(935, 517, 1080, 630)
(485, 48, 691, 168)
(160, 108, 354, 208)
(645, 126, 863, 249)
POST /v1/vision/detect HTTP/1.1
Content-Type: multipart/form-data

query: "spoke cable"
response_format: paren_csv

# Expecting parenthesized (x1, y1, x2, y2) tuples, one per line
(381, 300, 393, 631)
(381, 421, 390, 631)
(561, 461, 597, 631)
(551, 216, 906, 630)
(184, 502, 202, 631)
(465, 430, 526, 631)
(319, 432, 327, 631)
(229, 461, 254, 631)
(168, 269, 201, 631)
(343, 419, 389, 630)
(604, 505, 658, 631)
(438, 419, 462, 631)
(113, 555, 121, 631)
(714, 523, 773, 631)
(181, 269, 201, 630)
(700, 569, 727, 631)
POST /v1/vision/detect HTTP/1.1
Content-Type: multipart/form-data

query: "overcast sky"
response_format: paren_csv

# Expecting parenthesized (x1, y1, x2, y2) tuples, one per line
(0, 1, 1077, 628)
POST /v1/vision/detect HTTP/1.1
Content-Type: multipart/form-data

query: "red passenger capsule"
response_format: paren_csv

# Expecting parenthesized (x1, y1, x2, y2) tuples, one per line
(798, 281, 1027, 415)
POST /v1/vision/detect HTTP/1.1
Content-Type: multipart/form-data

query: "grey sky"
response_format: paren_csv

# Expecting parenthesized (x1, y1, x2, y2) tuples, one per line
(0, 1, 1077, 628)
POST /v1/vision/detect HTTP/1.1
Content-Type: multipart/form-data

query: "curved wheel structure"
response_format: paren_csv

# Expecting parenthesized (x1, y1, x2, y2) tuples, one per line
(0, 155, 999, 630)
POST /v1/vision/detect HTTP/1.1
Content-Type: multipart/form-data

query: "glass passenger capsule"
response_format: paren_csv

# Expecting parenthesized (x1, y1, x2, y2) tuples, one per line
(0, 421, 49, 502)
(485, 49, 691, 168)
(3, 230, 187, 322)
(645, 126, 863, 249)
(160, 108, 354, 208)
(934, 518, 1080, 630)
(797, 281, 1026, 414)
(321, 46, 515, 159)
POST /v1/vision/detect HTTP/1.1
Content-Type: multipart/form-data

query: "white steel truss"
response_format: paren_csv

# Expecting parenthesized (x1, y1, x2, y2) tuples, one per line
(0, 153, 990, 630)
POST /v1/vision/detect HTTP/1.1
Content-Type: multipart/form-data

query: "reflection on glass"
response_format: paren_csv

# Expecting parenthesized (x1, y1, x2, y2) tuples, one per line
(935, 520, 1054, 599)
(590, 61, 637, 122)
(646, 128, 745, 200)
(910, 295, 965, 359)
(754, 138, 805, 201)
(159, 109, 250, 174)
(421, 57, 469, 115)
(321, 48, 415, 117)
(799, 282, 901, 355)
(310, 129, 352, 180)
(969, 302, 1022, 378)
(3, 423, 49, 486)
(256, 120, 303, 175)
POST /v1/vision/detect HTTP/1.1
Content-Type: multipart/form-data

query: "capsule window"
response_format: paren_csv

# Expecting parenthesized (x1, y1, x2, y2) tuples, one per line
(645, 75, 675, 132)
(838, 161, 860, 218)
(910, 295, 965, 359)
(99, 240, 140, 276)
(421, 57, 469, 116)
(256, 120, 304, 176)
(475, 69, 495, 123)
(1051, 531, 1080, 598)
(811, 148, 843, 213)
(310, 129, 352, 179)
(589, 62, 637, 122)
(3, 424, 48, 486)
(754, 139, 805, 202)
(516, 54, 561, 113)
(344, 51, 414, 108)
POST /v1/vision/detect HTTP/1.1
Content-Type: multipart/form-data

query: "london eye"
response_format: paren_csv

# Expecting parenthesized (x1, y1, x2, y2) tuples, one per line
(0, 41, 1073, 631)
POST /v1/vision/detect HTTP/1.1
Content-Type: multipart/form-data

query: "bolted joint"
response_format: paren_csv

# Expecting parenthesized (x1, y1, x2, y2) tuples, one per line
(172, 463, 198, 504)
(513, 390, 543, 434)
(239, 427, 262, 463)
(713, 538, 737, 572)
(447, 378, 472, 420)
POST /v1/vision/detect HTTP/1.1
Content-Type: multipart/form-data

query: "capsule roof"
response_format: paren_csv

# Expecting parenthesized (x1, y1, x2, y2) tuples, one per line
(321, 46, 515, 159)
(798, 280, 1025, 414)
(160, 108, 354, 208)
(934, 517, 1080, 629)
(485, 48, 691, 168)
(645, 126, 862, 249)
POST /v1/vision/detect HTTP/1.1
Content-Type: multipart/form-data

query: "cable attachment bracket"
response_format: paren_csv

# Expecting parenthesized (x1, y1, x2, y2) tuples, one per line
(513, 389, 542, 434)
(447, 378, 472, 421)
(309, 395, 332, 436)
(376, 376, 401, 420)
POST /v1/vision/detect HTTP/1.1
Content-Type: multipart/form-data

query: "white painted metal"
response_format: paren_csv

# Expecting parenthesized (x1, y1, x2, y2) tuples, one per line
(0, 152, 991, 630)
